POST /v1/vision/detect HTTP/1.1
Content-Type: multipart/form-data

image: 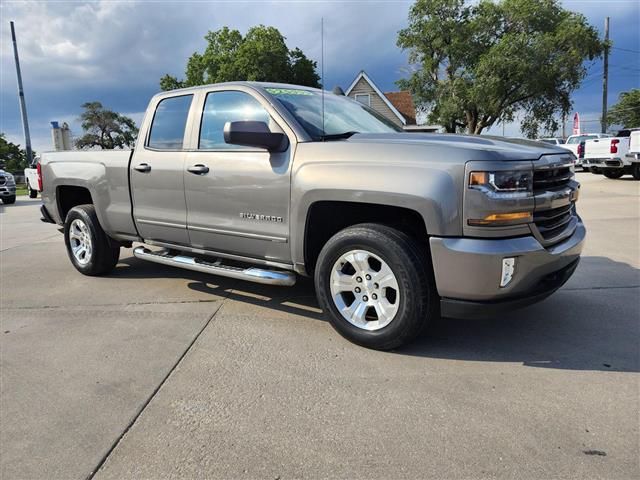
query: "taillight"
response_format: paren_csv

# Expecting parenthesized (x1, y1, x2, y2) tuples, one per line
(577, 143, 584, 157)
(610, 139, 620, 154)
(36, 162, 43, 191)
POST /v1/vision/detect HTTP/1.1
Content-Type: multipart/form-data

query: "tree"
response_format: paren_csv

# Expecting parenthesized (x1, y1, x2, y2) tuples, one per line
(397, 0, 603, 137)
(0, 133, 33, 172)
(160, 25, 321, 90)
(75, 102, 138, 150)
(607, 89, 640, 129)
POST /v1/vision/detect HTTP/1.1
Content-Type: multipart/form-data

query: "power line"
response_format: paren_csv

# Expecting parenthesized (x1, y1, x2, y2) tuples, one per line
(612, 46, 640, 54)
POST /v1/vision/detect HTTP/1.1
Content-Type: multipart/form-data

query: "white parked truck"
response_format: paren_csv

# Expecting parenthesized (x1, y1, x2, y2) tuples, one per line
(583, 129, 640, 179)
(560, 133, 611, 170)
(23, 157, 40, 198)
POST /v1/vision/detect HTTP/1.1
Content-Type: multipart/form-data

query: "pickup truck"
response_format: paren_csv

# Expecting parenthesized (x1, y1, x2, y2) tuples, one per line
(560, 133, 611, 170)
(583, 128, 640, 179)
(626, 130, 640, 165)
(24, 157, 40, 198)
(0, 168, 17, 204)
(39, 82, 585, 350)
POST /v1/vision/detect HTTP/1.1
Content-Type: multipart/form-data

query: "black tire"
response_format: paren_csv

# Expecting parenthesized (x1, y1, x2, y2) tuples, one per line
(64, 204, 120, 276)
(603, 169, 624, 179)
(581, 166, 590, 173)
(27, 181, 37, 198)
(632, 164, 640, 180)
(590, 167, 601, 175)
(2, 195, 16, 204)
(314, 223, 438, 350)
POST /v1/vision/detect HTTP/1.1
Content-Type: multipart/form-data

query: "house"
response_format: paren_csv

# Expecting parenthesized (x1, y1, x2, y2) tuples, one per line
(344, 70, 440, 132)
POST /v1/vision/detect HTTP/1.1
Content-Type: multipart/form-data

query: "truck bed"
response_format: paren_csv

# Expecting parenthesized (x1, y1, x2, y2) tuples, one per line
(39, 149, 136, 237)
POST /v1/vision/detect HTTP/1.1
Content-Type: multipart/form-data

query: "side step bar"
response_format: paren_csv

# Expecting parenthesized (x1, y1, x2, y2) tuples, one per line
(132, 246, 296, 286)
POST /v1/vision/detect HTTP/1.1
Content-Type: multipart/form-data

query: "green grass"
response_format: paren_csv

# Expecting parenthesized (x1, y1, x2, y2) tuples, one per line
(15, 183, 28, 196)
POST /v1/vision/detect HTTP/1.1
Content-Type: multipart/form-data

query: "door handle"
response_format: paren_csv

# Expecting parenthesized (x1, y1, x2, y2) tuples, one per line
(187, 164, 210, 175)
(134, 163, 151, 173)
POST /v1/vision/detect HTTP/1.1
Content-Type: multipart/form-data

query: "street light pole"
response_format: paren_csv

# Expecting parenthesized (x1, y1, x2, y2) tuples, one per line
(10, 21, 33, 164)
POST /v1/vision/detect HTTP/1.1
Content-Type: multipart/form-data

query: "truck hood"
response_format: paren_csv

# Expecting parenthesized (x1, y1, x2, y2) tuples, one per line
(343, 133, 569, 161)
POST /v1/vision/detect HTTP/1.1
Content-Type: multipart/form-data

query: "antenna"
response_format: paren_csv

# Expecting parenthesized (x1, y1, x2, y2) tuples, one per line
(321, 17, 325, 139)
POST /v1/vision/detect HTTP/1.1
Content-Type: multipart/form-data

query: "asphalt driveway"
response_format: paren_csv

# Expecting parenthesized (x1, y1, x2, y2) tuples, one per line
(1, 172, 638, 479)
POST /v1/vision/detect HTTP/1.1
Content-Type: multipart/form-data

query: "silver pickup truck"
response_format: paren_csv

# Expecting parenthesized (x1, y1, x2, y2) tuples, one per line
(39, 82, 585, 349)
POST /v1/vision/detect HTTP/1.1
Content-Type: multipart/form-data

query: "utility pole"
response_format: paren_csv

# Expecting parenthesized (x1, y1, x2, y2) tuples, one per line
(10, 21, 33, 164)
(562, 111, 566, 140)
(601, 17, 610, 134)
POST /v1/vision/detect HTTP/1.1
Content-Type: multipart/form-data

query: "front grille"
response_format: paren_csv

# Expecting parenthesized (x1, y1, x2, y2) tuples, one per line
(0, 176, 6, 186)
(533, 165, 572, 190)
(533, 203, 575, 243)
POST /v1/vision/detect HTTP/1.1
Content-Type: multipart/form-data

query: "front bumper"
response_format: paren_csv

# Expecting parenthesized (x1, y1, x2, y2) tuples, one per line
(430, 220, 585, 319)
(0, 185, 16, 196)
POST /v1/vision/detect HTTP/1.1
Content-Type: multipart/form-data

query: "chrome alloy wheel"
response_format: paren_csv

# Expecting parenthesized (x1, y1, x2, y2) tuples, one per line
(330, 249, 400, 331)
(69, 219, 92, 265)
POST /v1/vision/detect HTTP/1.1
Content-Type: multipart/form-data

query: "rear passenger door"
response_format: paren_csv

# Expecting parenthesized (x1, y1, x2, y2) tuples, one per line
(131, 94, 194, 245)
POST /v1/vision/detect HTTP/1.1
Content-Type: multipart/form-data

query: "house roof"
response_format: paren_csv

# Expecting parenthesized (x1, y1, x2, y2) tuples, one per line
(344, 71, 407, 125)
(384, 91, 417, 125)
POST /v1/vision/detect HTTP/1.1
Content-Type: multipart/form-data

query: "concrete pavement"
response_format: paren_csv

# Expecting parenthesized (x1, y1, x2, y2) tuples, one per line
(1, 172, 638, 479)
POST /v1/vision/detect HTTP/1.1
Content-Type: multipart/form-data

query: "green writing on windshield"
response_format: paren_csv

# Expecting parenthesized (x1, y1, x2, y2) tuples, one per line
(265, 88, 314, 96)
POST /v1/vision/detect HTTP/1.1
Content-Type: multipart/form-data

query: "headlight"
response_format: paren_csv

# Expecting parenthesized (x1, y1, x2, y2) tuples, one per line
(469, 170, 532, 198)
(5, 173, 15, 184)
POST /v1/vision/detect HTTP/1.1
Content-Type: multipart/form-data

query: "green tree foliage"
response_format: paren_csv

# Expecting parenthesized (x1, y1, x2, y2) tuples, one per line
(75, 102, 138, 150)
(607, 89, 640, 129)
(397, 0, 603, 137)
(0, 133, 33, 172)
(160, 25, 321, 90)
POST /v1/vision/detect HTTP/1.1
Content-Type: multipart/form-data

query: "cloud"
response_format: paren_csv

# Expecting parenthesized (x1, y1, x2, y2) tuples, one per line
(0, 0, 637, 151)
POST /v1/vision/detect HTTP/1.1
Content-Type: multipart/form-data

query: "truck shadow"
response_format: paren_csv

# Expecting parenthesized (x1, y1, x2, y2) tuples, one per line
(114, 255, 639, 373)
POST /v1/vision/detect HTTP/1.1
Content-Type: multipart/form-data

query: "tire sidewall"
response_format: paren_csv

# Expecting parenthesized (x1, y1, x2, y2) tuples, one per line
(64, 207, 102, 275)
(315, 227, 428, 349)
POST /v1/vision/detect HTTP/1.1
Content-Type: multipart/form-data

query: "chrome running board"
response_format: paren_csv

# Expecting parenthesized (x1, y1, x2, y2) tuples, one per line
(133, 246, 296, 286)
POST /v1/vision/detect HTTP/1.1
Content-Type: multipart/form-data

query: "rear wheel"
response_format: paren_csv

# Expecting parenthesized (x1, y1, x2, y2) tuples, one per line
(314, 223, 438, 350)
(591, 167, 601, 175)
(64, 204, 120, 276)
(631, 164, 640, 180)
(27, 180, 37, 198)
(603, 169, 624, 179)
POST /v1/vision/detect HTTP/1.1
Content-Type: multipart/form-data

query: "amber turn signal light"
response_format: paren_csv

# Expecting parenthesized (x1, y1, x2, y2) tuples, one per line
(468, 212, 532, 226)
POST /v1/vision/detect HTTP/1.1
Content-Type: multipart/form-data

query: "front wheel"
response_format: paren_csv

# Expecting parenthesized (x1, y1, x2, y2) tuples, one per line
(2, 195, 16, 204)
(314, 224, 438, 350)
(64, 204, 120, 276)
(603, 169, 624, 179)
(632, 164, 640, 180)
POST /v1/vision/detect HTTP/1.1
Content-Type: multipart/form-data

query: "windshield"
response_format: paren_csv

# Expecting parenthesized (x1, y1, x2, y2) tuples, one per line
(539, 138, 561, 145)
(266, 87, 403, 140)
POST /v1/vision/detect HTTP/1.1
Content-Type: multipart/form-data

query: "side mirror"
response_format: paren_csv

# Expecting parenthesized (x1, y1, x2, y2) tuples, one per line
(223, 121, 288, 152)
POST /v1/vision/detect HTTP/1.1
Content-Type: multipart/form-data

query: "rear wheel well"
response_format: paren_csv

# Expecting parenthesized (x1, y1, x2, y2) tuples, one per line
(57, 186, 93, 221)
(304, 201, 428, 274)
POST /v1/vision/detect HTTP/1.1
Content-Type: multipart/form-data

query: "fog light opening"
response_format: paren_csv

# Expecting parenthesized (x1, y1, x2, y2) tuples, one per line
(500, 257, 516, 288)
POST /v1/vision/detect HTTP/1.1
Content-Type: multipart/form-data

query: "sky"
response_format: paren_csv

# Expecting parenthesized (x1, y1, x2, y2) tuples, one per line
(0, 0, 638, 153)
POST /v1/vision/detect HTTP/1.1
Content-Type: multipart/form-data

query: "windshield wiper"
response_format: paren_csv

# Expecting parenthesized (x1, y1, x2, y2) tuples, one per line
(318, 131, 359, 141)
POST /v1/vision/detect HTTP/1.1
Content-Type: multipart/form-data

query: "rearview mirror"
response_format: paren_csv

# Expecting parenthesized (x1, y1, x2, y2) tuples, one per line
(223, 121, 288, 152)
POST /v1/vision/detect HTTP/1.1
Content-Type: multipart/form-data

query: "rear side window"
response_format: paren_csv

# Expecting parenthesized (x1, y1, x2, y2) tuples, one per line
(199, 91, 270, 149)
(148, 95, 193, 150)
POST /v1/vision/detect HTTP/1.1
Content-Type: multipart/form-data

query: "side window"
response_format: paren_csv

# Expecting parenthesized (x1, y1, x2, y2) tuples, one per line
(199, 91, 270, 149)
(147, 95, 193, 150)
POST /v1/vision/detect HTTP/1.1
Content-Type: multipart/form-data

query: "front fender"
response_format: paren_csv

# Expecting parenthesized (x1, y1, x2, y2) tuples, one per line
(290, 161, 464, 266)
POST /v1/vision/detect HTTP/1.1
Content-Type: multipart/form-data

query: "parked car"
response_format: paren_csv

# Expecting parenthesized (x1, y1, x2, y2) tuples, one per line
(0, 168, 17, 204)
(583, 128, 640, 179)
(38, 82, 585, 350)
(560, 133, 612, 170)
(24, 157, 40, 198)
(536, 137, 564, 145)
